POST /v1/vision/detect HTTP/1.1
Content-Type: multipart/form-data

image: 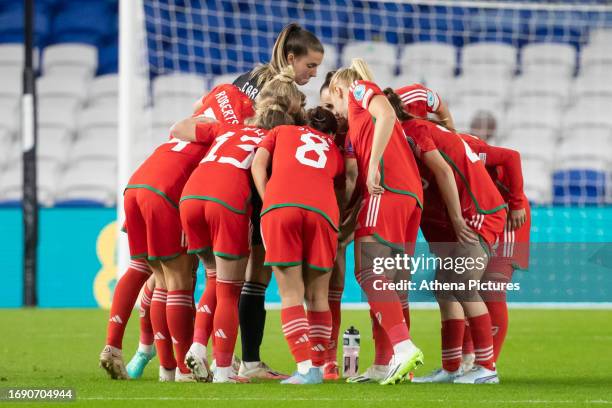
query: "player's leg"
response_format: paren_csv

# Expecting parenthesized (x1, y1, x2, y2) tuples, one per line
(179, 199, 215, 382)
(125, 274, 157, 379)
(148, 260, 177, 382)
(100, 190, 148, 380)
(323, 240, 347, 380)
(162, 253, 197, 382)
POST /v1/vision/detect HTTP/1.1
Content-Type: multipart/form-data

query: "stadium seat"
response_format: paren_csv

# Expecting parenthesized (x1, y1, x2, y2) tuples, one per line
(460, 42, 517, 78)
(152, 73, 207, 103)
(0, 66, 21, 110)
(56, 160, 116, 207)
(0, 43, 25, 82)
(51, 0, 112, 45)
(0, 128, 12, 153)
(449, 104, 503, 135)
(588, 28, 612, 48)
(449, 94, 505, 121)
(399, 42, 457, 81)
(37, 75, 89, 107)
(503, 104, 561, 136)
(88, 74, 118, 107)
(556, 133, 611, 171)
(36, 159, 60, 207)
(38, 128, 72, 166)
(452, 73, 510, 104)
(503, 133, 555, 166)
(510, 74, 571, 110)
(572, 74, 612, 104)
(0, 102, 18, 137)
(521, 43, 576, 78)
(70, 137, 118, 164)
(0, 164, 22, 205)
(299, 75, 326, 109)
(77, 105, 118, 141)
(151, 100, 186, 131)
(580, 44, 612, 77)
(42, 43, 98, 79)
(553, 169, 606, 205)
(563, 101, 612, 135)
(38, 99, 78, 134)
(342, 41, 397, 82)
(522, 159, 553, 204)
(321, 43, 339, 72)
(505, 128, 558, 146)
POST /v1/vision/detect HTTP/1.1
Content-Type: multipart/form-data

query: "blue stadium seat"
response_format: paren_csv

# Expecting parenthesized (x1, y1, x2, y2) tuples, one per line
(97, 40, 117, 75)
(0, 2, 50, 45)
(553, 170, 607, 205)
(51, 0, 113, 46)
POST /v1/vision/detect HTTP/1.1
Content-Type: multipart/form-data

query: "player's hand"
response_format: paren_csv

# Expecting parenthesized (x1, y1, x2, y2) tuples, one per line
(508, 208, 526, 231)
(193, 115, 217, 123)
(452, 217, 479, 243)
(366, 171, 384, 196)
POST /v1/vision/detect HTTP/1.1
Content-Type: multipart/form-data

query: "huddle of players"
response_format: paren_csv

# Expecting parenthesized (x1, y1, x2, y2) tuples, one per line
(100, 23, 530, 385)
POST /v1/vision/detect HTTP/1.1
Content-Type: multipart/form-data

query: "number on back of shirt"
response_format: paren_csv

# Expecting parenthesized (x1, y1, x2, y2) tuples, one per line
(295, 132, 330, 169)
(201, 131, 262, 169)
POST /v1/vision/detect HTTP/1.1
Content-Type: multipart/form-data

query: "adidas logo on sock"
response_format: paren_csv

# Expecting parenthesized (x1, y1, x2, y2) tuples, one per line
(311, 344, 326, 352)
(154, 332, 166, 341)
(197, 305, 212, 314)
(109, 315, 123, 324)
(215, 329, 227, 339)
(295, 334, 308, 344)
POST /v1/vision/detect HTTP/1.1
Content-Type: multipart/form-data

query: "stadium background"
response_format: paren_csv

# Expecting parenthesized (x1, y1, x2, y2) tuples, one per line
(1, 0, 611, 308)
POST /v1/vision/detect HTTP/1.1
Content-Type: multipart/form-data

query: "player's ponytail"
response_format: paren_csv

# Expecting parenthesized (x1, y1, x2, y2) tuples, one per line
(252, 23, 324, 87)
(329, 58, 375, 93)
(383, 88, 412, 122)
(306, 107, 338, 135)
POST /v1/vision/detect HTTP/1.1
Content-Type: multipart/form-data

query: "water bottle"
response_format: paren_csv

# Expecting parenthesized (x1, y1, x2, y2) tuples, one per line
(342, 326, 360, 377)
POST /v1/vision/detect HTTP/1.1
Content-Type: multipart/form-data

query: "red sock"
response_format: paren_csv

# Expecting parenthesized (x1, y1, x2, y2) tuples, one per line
(105, 260, 151, 349)
(281, 305, 310, 363)
(356, 267, 409, 346)
(307, 310, 332, 367)
(399, 292, 411, 334)
(371, 310, 393, 365)
(462, 320, 474, 354)
(441, 319, 465, 372)
(150, 288, 177, 370)
(193, 269, 216, 346)
(167, 290, 194, 373)
(486, 293, 508, 362)
(326, 286, 343, 363)
(469, 313, 495, 370)
(213, 280, 243, 367)
(139, 284, 154, 345)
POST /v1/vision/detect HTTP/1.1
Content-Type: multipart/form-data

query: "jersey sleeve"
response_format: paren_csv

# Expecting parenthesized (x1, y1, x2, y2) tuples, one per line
(395, 83, 441, 114)
(349, 80, 383, 112)
(257, 128, 277, 154)
(195, 122, 221, 145)
(462, 134, 526, 210)
(406, 122, 437, 158)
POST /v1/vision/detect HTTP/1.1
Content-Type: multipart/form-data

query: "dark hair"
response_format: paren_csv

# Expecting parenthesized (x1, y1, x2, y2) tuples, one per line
(306, 107, 338, 135)
(320, 70, 337, 94)
(252, 23, 324, 87)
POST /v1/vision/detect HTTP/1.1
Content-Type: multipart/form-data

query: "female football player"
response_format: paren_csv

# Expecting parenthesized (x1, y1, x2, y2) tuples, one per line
(251, 107, 343, 385)
(327, 59, 425, 385)
(385, 89, 506, 384)
(232, 23, 326, 380)
(172, 68, 305, 383)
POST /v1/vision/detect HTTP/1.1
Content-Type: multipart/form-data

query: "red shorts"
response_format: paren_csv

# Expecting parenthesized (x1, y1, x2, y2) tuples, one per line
(261, 207, 338, 271)
(355, 192, 421, 253)
(466, 208, 507, 249)
(180, 199, 251, 259)
(124, 188, 186, 260)
(488, 205, 531, 279)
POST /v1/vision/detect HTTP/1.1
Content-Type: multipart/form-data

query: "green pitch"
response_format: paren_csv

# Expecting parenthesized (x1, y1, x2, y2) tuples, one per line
(1, 309, 611, 407)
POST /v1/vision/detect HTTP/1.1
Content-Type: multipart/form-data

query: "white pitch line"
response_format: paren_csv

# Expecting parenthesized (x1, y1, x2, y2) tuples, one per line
(78, 397, 612, 404)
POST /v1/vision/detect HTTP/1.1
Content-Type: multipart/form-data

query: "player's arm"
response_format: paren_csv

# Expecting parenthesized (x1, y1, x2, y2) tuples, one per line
(170, 116, 216, 142)
(423, 150, 478, 243)
(477, 144, 526, 230)
(343, 157, 358, 210)
(434, 100, 455, 131)
(366, 95, 396, 195)
(251, 147, 271, 200)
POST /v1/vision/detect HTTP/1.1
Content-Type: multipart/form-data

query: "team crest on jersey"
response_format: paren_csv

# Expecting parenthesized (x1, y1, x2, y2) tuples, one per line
(426, 90, 436, 107)
(353, 84, 366, 101)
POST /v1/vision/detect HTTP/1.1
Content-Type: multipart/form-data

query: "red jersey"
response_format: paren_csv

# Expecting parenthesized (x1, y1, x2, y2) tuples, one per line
(460, 134, 528, 211)
(347, 80, 423, 207)
(180, 123, 265, 213)
(402, 119, 506, 224)
(394, 83, 441, 118)
(126, 84, 254, 206)
(258, 125, 344, 230)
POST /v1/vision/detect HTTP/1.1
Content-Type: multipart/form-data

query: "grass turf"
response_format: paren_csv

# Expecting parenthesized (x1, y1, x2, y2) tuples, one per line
(1, 309, 611, 407)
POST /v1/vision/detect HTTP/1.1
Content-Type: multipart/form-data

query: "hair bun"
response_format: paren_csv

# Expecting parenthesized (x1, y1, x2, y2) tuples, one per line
(274, 66, 296, 83)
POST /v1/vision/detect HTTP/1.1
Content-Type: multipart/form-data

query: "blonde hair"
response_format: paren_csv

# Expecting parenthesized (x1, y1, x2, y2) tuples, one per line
(247, 67, 305, 129)
(251, 23, 324, 87)
(329, 58, 375, 91)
